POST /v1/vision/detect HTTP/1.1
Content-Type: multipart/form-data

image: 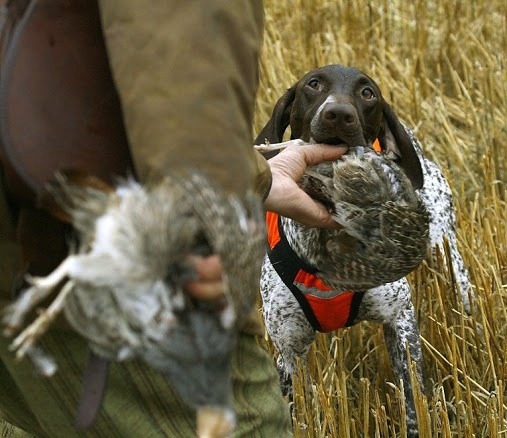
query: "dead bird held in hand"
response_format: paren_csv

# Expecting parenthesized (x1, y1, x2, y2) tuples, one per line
(258, 142, 430, 289)
(2, 170, 265, 437)
(304, 145, 429, 288)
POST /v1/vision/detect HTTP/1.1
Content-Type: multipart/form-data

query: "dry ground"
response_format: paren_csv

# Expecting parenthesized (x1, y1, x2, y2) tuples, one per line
(255, 0, 506, 436)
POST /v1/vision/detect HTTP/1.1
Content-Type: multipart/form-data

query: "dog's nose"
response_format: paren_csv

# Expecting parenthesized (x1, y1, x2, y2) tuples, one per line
(321, 103, 358, 128)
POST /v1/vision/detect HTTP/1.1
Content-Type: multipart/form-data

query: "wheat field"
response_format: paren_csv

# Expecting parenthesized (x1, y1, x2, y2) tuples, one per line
(255, 0, 506, 436)
(1, 1, 504, 437)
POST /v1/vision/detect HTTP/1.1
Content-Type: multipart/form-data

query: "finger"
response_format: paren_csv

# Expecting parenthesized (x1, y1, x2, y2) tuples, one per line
(269, 143, 347, 181)
(185, 281, 225, 301)
(299, 143, 348, 167)
(278, 193, 342, 229)
(187, 255, 223, 281)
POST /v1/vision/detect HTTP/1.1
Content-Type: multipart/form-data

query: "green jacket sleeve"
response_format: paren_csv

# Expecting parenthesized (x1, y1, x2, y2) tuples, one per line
(98, 0, 268, 198)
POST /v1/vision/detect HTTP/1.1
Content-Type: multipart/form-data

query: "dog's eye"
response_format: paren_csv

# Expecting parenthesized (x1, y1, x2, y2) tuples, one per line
(307, 79, 320, 90)
(361, 87, 375, 99)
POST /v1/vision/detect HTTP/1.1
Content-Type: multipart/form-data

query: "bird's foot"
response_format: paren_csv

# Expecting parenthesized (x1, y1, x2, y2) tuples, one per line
(254, 139, 307, 154)
(2, 258, 74, 336)
(24, 345, 58, 376)
(8, 280, 74, 360)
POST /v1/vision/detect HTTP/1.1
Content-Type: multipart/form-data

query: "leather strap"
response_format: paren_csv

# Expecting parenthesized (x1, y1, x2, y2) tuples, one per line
(74, 351, 110, 431)
(0, 1, 116, 429)
(0, 0, 133, 206)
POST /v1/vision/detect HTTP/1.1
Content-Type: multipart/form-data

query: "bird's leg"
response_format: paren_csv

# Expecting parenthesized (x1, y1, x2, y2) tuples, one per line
(27, 255, 75, 289)
(24, 345, 58, 376)
(2, 257, 75, 335)
(9, 280, 74, 359)
(253, 139, 308, 154)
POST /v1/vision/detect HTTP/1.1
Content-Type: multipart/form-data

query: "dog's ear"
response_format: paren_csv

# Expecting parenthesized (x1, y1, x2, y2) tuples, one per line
(254, 86, 296, 159)
(379, 103, 424, 189)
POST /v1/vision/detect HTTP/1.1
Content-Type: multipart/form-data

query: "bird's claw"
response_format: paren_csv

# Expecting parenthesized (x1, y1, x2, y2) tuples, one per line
(254, 139, 308, 154)
(8, 280, 74, 361)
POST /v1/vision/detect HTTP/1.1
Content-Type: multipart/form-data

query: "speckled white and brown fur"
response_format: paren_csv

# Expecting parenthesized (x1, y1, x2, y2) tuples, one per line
(255, 65, 473, 437)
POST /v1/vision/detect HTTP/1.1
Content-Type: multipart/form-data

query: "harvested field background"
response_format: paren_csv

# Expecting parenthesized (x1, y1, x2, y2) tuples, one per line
(255, 0, 506, 436)
(1, 1, 504, 437)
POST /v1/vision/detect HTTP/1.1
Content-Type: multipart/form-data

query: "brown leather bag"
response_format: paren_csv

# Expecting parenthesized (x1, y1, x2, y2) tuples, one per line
(0, 0, 133, 276)
(0, 2, 134, 427)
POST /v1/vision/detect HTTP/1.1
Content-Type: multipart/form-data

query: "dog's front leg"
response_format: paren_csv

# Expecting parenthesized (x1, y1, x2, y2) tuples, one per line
(263, 294, 315, 399)
(355, 280, 423, 437)
(383, 307, 422, 438)
(259, 257, 315, 398)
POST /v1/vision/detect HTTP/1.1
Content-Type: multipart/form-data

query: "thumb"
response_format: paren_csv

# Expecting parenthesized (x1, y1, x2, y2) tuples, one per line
(299, 144, 348, 167)
(284, 191, 342, 229)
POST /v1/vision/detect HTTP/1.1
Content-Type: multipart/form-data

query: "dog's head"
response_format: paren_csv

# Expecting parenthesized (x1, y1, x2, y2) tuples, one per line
(255, 64, 423, 189)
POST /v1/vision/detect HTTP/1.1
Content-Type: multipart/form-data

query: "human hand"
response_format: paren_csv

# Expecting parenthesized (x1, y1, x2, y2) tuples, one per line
(184, 143, 347, 301)
(185, 255, 225, 301)
(264, 143, 347, 228)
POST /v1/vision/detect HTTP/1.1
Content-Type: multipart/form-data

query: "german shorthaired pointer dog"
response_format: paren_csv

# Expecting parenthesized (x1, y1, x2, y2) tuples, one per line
(254, 64, 473, 436)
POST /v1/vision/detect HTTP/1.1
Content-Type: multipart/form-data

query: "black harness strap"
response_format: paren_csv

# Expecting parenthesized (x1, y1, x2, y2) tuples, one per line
(345, 290, 364, 327)
(267, 215, 365, 332)
(267, 216, 323, 332)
